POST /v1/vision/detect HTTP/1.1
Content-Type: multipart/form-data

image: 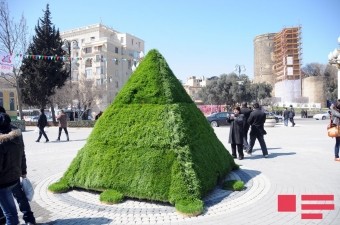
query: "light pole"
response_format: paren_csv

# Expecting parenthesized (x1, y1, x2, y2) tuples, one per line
(235, 65, 246, 104)
(62, 39, 79, 111)
(328, 36, 340, 100)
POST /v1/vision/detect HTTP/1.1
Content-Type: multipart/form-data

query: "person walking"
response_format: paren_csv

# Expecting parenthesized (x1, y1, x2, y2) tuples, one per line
(330, 101, 340, 162)
(0, 112, 22, 225)
(246, 103, 269, 158)
(227, 106, 245, 160)
(35, 108, 49, 143)
(283, 108, 289, 126)
(288, 105, 296, 127)
(56, 109, 69, 141)
(240, 102, 252, 150)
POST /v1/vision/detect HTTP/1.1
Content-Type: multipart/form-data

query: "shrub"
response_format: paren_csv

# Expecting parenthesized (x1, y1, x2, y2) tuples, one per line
(175, 198, 204, 216)
(48, 179, 70, 193)
(100, 190, 124, 204)
(222, 180, 245, 191)
(49, 49, 236, 215)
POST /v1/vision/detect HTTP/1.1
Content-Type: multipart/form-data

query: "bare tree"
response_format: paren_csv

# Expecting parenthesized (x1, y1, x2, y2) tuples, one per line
(74, 75, 103, 120)
(0, 0, 29, 119)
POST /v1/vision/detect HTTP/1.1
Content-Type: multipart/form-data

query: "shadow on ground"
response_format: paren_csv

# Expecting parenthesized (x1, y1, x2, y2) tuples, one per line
(44, 217, 112, 225)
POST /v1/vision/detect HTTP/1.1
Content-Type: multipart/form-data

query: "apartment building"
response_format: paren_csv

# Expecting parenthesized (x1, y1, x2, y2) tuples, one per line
(183, 76, 212, 103)
(61, 23, 145, 112)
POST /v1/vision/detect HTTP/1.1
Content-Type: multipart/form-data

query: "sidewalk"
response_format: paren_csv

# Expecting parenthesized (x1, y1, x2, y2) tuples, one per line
(21, 119, 340, 225)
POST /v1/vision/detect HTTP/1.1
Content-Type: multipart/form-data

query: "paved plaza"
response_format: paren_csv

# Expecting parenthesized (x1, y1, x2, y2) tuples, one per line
(18, 118, 340, 225)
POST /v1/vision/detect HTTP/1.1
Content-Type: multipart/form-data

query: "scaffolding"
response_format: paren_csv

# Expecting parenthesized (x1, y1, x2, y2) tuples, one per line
(273, 26, 302, 82)
(273, 26, 303, 103)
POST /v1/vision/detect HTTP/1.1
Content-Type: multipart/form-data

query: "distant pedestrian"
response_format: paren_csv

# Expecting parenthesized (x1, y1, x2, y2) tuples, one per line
(35, 108, 49, 143)
(240, 102, 252, 150)
(330, 101, 340, 162)
(246, 103, 269, 158)
(227, 106, 245, 160)
(289, 105, 296, 127)
(283, 108, 289, 126)
(56, 110, 69, 141)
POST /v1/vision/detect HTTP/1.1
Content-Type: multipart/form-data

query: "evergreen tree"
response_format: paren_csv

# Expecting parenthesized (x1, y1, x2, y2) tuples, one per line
(19, 4, 68, 108)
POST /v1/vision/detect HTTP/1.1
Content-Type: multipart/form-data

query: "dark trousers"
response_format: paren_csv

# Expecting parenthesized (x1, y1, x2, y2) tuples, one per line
(231, 144, 244, 158)
(243, 127, 249, 149)
(37, 126, 49, 141)
(58, 127, 69, 140)
(289, 118, 295, 126)
(248, 133, 268, 156)
(0, 181, 36, 224)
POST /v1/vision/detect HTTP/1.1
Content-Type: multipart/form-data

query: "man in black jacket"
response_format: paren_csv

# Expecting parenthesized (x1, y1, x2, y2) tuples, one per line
(36, 108, 49, 142)
(240, 102, 252, 150)
(246, 103, 269, 158)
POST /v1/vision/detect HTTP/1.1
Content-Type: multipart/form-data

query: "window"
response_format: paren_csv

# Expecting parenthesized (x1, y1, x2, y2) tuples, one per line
(9, 92, 15, 110)
(97, 45, 102, 51)
(115, 81, 119, 88)
(96, 67, 101, 75)
(120, 37, 124, 43)
(90, 36, 95, 41)
(85, 58, 92, 67)
(84, 47, 92, 53)
(115, 59, 118, 65)
(85, 68, 92, 79)
(115, 47, 119, 54)
(132, 39, 134, 45)
(81, 39, 85, 43)
(96, 79, 101, 85)
(95, 55, 101, 62)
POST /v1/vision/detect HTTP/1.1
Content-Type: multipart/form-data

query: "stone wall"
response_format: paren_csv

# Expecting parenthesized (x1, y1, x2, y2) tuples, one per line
(302, 76, 326, 108)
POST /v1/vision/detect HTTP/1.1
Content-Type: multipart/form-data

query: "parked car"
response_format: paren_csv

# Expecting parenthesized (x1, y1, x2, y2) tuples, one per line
(313, 111, 331, 120)
(265, 112, 283, 123)
(206, 112, 231, 127)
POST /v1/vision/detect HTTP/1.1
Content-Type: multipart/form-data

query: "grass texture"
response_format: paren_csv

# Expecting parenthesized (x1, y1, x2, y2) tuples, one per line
(49, 49, 237, 215)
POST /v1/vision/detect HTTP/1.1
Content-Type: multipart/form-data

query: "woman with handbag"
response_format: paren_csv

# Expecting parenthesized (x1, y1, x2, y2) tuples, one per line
(330, 101, 340, 162)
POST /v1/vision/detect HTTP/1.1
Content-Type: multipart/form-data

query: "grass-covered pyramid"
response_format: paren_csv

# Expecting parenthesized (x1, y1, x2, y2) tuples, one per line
(49, 49, 237, 215)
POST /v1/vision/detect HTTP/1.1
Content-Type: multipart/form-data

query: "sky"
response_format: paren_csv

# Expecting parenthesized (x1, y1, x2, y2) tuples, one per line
(9, 0, 340, 82)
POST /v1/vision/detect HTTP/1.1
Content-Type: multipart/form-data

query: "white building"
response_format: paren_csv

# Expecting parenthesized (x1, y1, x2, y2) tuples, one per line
(61, 23, 144, 112)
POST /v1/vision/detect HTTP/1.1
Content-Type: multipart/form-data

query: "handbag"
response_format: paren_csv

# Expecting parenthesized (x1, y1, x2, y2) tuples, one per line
(21, 177, 34, 201)
(327, 115, 340, 137)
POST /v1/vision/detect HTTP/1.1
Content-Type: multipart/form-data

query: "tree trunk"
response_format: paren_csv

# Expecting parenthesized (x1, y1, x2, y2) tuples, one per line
(15, 78, 24, 120)
(50, 101, 56, 123)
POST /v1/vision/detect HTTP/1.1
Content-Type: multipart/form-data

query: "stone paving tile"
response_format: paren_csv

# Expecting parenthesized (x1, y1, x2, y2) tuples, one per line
(15, 120, 340, 225)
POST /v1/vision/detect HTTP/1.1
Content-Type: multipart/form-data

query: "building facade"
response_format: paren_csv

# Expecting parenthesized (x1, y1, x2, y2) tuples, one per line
(61, 23, 145, 112)
(183, 76, 212, 104)
(0, 81, 17, 118)
(253, 27, 325, 106)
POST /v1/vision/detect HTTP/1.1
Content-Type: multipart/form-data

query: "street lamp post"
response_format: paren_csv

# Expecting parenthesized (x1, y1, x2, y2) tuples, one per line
(62, 39, 79, 111)
(328, 36, 340, 99)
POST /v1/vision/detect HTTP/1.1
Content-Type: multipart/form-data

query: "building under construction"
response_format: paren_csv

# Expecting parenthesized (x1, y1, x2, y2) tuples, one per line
(273, 26, 302, 103)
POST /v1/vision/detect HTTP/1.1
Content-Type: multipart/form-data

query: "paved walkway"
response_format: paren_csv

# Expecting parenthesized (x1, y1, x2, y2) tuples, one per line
(19, 118, 340, 225)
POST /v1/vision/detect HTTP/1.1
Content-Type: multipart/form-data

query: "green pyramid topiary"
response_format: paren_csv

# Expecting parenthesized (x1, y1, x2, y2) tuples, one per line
(49, 49, 237, 215)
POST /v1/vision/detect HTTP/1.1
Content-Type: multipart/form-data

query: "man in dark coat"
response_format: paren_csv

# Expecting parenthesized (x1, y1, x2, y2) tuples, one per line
(288, 105, 296, 127)
(283, 108, 289, 126)
(240, 102, 252, 150)
(246, 103, 268, 158)
(36, 108, 49, 142)
(227, 106, 245, 160)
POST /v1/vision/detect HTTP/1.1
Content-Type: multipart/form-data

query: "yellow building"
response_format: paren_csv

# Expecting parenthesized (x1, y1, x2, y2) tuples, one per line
(0, 81, 17, 118)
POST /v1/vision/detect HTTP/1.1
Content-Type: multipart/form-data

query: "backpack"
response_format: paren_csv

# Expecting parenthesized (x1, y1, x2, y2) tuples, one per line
(288, 111, 294, 118)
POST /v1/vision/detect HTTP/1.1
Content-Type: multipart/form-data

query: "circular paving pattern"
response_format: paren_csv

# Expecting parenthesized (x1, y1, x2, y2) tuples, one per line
(34, 167, 270, 225)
